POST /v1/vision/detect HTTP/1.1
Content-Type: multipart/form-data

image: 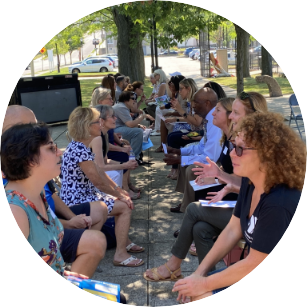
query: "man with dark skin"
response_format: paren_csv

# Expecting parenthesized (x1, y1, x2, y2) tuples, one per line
(163, 88, 222, 213)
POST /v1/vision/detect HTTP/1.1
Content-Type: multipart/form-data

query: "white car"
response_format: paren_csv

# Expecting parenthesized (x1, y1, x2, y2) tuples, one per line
(69, 58, 114, 74)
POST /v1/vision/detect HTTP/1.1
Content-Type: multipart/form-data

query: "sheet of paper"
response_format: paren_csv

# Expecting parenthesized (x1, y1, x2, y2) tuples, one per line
(200, 200, 236, 208)
(162, 143, 168, 154)
(189, 180, 222, 191)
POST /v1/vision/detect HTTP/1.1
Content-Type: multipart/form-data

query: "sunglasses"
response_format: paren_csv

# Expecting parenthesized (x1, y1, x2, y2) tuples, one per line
(233, 144, 256, 157)
(239, 91, 256, 112)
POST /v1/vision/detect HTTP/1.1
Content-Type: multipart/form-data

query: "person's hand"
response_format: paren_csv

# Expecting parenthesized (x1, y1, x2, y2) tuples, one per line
(165, 117, 177, 124)
(170, 98, 184, 113)
(115, 133, 122, 139)
(138, 109, 144, 115)
(192, 157, 220, 178)
(181, 135, 190, 140)
(121, 145, 132, 154)
(172, 273, 207, 303)
(163, 154, 181, 165)
(164, 112, 175, 117)
(68, 214, 92, 229)
(124, 160, 138, 170)
(160, 105, 166, 110)
(122, 139, 130, 145)
(167, 146, 181, 155)
(146, 114, 155, 122)
(140, 93, 146, 102)
(64, 271, 89, 279)
(194, 176, 216, 186)
(206, 183, 234, 204)
(118, 194, 134, 209)
(138, 124, 146, 130)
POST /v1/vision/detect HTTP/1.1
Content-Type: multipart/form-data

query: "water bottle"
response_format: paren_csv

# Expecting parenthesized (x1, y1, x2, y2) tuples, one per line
(129, 150, 135, 160)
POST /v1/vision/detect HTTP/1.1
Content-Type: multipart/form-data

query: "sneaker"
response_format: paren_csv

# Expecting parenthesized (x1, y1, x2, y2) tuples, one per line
(150, 130, 161, 136)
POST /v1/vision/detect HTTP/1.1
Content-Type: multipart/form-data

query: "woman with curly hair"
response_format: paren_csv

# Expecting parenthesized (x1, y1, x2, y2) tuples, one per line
(171, 111, 305, 301)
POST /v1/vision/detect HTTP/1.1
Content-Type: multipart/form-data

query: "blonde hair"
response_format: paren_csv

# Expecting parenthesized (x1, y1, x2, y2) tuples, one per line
(218, 97, 235, 145)
(68, 107, 100, 140)
(90, 88, 111, 107)
(238, 92, 268, 114)
(179, 78, 198, 102)
(154, 69, 168, 84)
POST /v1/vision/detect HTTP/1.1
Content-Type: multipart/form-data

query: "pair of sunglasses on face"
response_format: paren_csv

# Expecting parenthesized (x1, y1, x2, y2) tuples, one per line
(229, 143, 256, 157)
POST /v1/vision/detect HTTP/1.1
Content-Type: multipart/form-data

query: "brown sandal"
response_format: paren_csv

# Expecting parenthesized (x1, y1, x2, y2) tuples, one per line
(143, 263, 183, 282)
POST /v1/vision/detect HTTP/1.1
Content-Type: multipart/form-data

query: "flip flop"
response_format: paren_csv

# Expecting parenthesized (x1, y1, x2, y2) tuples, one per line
(143, 263, 183, 282)
(128, 183, 142, 193)
(126, 242, 145, 253)
(113, 256, 144, 267)
(129, 191, 141, 200)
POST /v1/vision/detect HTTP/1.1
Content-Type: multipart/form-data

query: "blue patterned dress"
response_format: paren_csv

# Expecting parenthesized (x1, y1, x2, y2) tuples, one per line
(60, 140, 115, 214)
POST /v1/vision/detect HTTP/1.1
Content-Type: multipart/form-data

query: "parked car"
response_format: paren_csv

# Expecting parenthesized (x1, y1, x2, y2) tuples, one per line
(250, 45, 262, 53)
(158, 50, 178, 56)
(107, 56, 118, 68)
(69, 57, 114, 74)
(192, 50, 200, 60)
(189, 49, 200, 59)
(183, 47, 196, 56)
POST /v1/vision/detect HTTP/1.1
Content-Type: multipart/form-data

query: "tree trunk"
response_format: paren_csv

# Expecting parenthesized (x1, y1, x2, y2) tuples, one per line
(234, 24, 244, 93)
(234, 23, 250, 83)
(112, 8, 145, 82)
(261, 46, 272, 76)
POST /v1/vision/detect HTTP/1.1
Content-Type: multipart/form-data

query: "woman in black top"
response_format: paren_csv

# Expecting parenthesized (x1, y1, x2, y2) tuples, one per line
(172, 112, 305, 302)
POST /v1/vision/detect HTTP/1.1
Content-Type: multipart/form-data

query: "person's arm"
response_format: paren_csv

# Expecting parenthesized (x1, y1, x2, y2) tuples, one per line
(109, 143, 131, 154)
(180, 124, 222, 167)
(52, 193, 76, 220)
(156, 83, 167, 97)
(10, 205, 29, 239)
(91, 136, 137, 171)
(125, 112, 146, 128)
(192, 157, 242, 188)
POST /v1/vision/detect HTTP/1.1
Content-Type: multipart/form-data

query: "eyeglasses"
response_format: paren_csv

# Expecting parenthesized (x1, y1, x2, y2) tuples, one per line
(179, 87, 185, 91)
(106, 114, 116, 119)
(90, 120, 100, 125)
(239, 91, 256, 112)
(47, 141, 58, 153)
(233, 144, 256, 157)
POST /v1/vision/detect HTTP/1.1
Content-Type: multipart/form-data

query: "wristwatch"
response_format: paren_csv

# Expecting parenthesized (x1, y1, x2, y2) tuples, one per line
(176, 118, 179, 122)
(114, 184, 121, 190)
(183, 113, 188, 118)
(120, 142, 125, 147)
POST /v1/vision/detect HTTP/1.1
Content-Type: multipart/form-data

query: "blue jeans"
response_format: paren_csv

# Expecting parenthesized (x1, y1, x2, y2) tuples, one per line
(207, 267, 229, 294)
(114, 126, 143, 159)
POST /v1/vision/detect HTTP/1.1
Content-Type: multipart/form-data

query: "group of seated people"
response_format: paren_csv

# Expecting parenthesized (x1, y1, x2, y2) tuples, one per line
(2, 67, 305, 304)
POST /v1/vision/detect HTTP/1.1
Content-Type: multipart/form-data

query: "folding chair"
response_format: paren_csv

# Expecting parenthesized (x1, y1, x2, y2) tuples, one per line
(289, 94, 305, 139)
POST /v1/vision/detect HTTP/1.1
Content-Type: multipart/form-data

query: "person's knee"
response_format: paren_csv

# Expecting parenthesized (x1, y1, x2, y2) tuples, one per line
(91, 201, 108, 223)
(114, 200, 132, 216)
(186, 201, 201, 219)
(88, 231, 107, 260)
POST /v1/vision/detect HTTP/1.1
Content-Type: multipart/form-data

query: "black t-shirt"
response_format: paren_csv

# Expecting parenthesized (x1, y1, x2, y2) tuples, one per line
(217, 138, 233, 174)
(233, 177, 301, 254)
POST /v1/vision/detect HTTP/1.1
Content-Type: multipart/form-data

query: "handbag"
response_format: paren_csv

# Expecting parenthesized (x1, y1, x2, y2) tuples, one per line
(223, 239, 248, 266)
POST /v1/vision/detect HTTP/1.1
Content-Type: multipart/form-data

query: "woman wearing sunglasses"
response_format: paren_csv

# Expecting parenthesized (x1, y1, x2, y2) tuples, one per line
(172, 111, 305, 301)
(193, 91, 268, 202)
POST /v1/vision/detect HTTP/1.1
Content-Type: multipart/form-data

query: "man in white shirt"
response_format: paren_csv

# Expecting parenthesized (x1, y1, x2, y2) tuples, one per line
(163, 88, 222, 213)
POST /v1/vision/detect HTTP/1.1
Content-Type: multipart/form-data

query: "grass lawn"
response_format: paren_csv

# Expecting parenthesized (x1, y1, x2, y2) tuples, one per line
(209, 73, 293, 95)
(39, 67, 116, 78)
(80, 77, 153, 107)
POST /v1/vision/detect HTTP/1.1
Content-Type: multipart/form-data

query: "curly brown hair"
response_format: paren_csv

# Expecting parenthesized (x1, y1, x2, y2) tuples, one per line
(125, 81, 143, 93)
(238, 112, 306, 193)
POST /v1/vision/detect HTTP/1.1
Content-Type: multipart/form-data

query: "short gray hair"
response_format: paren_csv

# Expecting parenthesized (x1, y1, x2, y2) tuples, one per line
(90, 87, 111, 107)
(94, 104, 113, 120)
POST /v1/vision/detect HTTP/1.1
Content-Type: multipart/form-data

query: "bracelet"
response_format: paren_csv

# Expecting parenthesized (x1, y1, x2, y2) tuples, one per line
(114, 184, 121, 190)
(176, 118, 179, 122)
(120, 143, 125, 147)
